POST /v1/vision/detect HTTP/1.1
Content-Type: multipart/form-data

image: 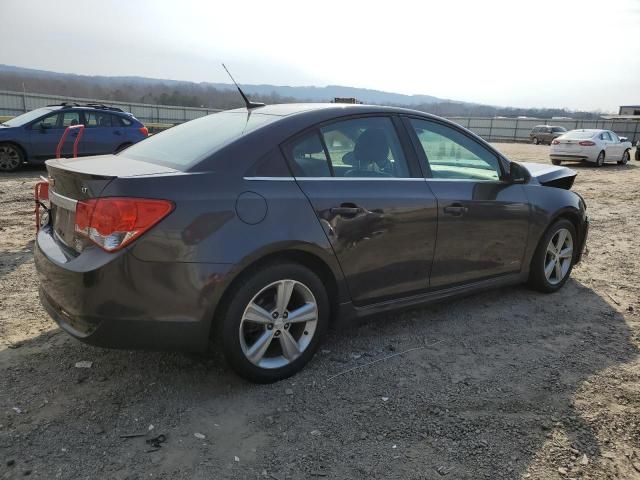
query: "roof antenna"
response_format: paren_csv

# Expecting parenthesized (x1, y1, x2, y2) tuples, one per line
(222, 63, 265, 110)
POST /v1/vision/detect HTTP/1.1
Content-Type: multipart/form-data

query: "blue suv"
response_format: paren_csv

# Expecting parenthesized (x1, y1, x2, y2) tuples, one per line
(0, 103, 149, 172)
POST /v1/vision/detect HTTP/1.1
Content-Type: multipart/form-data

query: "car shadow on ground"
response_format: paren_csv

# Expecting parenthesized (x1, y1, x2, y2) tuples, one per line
(0, 278, 637, 479)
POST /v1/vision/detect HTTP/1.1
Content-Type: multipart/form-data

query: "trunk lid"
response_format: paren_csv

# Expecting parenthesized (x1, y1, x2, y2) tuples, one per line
(46, 155, 177, 251)
(520, 162, 577, 190)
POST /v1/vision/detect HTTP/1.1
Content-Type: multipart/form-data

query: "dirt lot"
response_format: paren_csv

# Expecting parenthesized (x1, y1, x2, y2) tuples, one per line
(1, 143, 639, 479)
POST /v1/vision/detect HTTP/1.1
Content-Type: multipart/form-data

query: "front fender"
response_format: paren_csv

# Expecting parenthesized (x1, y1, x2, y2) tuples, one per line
(521, 184, 587, 270)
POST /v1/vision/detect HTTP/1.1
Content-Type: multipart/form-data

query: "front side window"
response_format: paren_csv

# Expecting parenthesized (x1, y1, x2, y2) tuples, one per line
(552, 127, 566, 133)
(319, 117, 410, 178)
(409, 118, 502, 181)
(60, 112, 81, 127)
(36, 113, 60, 129)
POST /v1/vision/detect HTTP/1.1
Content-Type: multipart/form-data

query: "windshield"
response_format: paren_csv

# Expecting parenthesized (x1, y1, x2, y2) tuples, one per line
(121, 111, 280, 170)
(2, 108, 54, 127)
(563, 130, 596, 139)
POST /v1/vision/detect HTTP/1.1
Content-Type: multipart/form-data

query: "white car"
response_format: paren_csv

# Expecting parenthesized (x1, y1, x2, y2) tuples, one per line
(550, 129, 632, 167)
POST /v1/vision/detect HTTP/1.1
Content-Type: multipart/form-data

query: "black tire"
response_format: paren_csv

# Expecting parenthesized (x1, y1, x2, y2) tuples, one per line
(218, 262, 329, 383)
(595, 151, 605, 167)
(528, 218, 577, 293)
(114, 143, 132, 154)
(551, 159, 561, 166)
(617, 150, 630, 165)
(635, 148, 640, 161)
(532, 137, 539, 145)
(0, 143, 24, 172)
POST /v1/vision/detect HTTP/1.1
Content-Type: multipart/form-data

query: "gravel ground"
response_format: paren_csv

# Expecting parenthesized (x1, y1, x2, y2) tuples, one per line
(1, 143, 639, 479)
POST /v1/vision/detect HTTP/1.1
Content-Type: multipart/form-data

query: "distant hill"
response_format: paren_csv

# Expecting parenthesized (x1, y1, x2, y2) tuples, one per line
(0, 64, 446, 107)
(0, 64, 601, 119)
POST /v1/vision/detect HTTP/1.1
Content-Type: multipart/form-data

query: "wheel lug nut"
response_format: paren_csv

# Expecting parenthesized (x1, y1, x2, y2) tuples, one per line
(272, 312, 279, 319)
(284, 323, 290, 329)
(283, 312, 288, 319)
(274, 331, 280, 336)
(267, 324, 274, 330)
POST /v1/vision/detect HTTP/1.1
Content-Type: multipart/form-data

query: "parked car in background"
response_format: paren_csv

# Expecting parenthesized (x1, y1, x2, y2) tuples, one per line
(550, 129, 632, 167)
(0, 103, 148, 172)
(529, 125, 567, 145)
(636, 139, 640, 161)
(35, 103, 588, 383)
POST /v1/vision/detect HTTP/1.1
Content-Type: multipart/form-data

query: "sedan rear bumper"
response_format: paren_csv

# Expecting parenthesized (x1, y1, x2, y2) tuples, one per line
(35, 227, 233, 351)
(549, 154, 590, 162)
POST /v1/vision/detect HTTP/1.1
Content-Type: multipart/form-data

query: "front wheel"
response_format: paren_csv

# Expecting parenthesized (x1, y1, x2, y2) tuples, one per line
(528, 219, 577, 293)
(0, 143, 24, 172)
(218, 262, 329, 383)
(617, 150, 630, 165)
(532, 137, 539, 145)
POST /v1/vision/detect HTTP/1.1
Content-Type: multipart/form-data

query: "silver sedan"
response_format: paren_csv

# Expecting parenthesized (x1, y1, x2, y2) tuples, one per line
(550, 129, 632, 167)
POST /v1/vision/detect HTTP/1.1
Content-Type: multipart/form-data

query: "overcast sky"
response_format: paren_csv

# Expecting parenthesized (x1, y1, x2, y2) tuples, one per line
(2, 0, 639, 111)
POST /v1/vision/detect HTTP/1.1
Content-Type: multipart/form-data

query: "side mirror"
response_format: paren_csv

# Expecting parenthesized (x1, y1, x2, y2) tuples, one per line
(620, 137, 628, 143)
(509, 162, 527, 184)
(39, 123, 51, 131)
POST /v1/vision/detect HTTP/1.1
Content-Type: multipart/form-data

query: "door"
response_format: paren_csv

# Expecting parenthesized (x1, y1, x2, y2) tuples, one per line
(29, 111, 81, 159)
(405, 117, 530, 288)
(80, 111, 117, 156)
(284, 116, 438, 305)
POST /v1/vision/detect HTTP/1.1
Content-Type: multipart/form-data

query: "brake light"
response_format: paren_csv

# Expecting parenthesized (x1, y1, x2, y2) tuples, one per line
(74, 198, 173, 252)
(579, 141, 595, 146)
(139, 126, 149, 137)
(552, 140, 560, 145)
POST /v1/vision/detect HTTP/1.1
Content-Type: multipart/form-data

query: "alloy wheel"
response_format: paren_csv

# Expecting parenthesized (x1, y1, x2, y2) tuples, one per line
(544, 228, 573, 285)
(0, 144, 21, 171)
(239, 279, 318, 369)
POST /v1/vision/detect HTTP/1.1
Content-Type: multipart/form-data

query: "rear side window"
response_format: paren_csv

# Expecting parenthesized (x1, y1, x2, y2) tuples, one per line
(319, 117, 410, 178)
(600, 131, 612, 141)
(288, 132, 332, 177)
(113, 115, 132, 126)
(122, 112, 279, 170)
(84, 111, 112, 127)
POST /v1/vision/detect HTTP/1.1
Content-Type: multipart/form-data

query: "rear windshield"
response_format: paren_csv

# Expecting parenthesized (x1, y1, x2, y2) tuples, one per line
(121, 111, 279, 169)
(563, 131, 596, 139)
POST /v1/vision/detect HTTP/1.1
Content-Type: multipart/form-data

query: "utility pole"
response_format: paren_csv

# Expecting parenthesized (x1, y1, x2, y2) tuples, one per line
(22, 82, 27, 113)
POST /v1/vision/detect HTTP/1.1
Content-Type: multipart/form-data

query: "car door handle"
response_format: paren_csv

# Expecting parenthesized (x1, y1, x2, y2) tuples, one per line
(443, 204, 468, 216)
(330, 205, 363, 216)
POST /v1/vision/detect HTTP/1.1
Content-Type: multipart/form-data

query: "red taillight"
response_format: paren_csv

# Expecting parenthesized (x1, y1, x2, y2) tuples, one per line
(74, 198, 173, 252)
(552, 140, 560, 145)
(579, 141, 595, 146)
(139, 126, 149, 137)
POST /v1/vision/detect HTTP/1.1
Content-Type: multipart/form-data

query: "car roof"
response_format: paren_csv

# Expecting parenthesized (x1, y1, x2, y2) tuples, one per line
(224, 103, 434, 118)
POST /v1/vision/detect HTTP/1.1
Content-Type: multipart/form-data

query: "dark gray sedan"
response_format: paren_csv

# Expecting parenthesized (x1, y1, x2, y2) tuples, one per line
(35, 104, 588, 383)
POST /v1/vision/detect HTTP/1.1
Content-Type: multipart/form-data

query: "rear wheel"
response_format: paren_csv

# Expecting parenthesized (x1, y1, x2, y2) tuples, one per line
(218, 262, 329, 383)
(617, 150, 630, 165)
(528, 219, 577, 293)
(595, 151, 605, 167)
(551, 159, 561, 165)
(532, 137, 539, 145)
(0, 143, 24, 172)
